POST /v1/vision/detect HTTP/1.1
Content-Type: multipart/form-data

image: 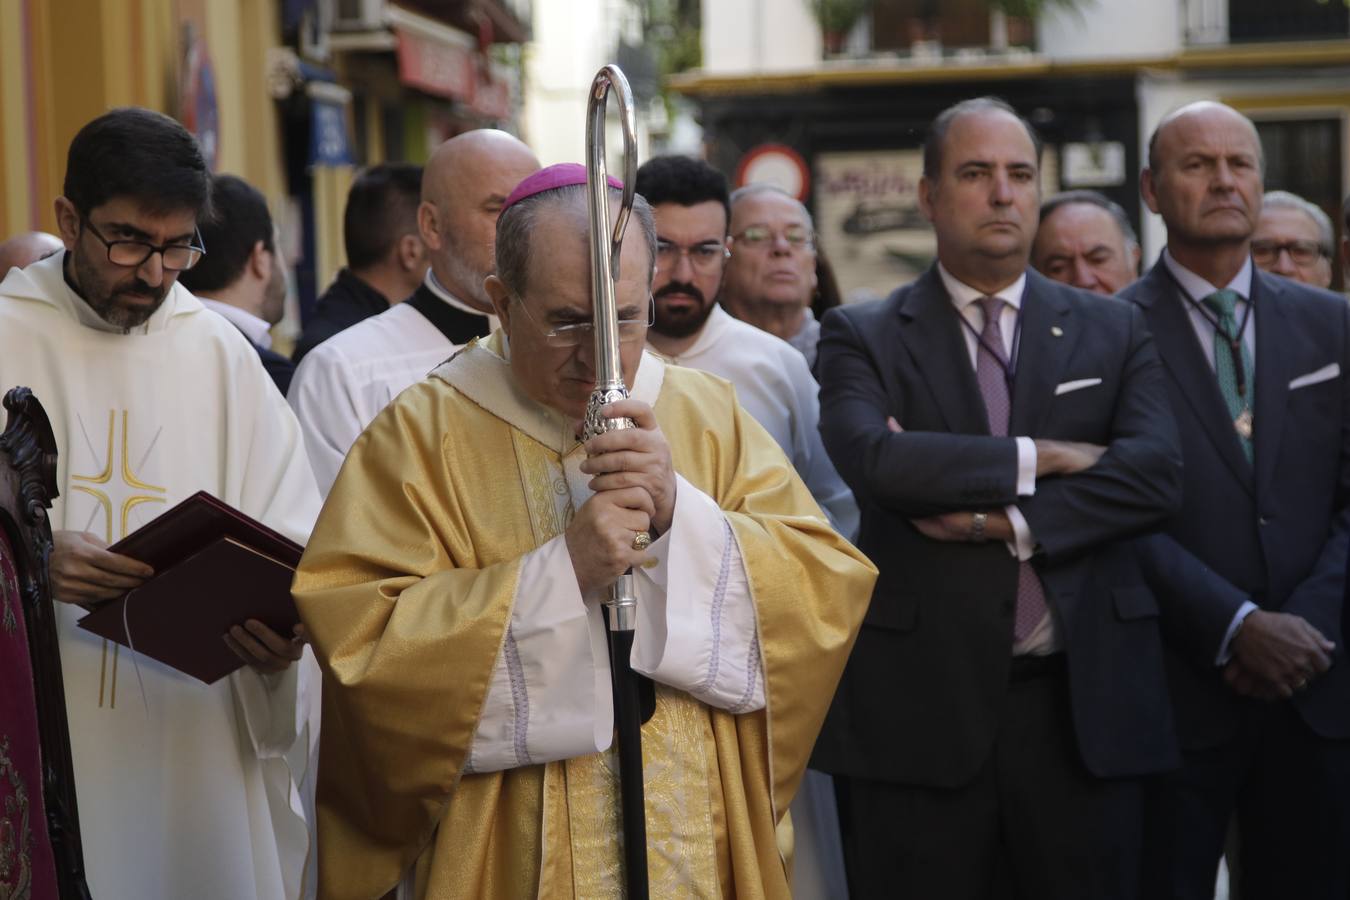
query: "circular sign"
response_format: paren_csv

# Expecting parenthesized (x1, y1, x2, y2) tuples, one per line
(735, 143, 810, 201)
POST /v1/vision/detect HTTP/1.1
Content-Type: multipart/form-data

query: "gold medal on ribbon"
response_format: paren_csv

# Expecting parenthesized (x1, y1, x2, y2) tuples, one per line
(1234, 407, 1254, 440)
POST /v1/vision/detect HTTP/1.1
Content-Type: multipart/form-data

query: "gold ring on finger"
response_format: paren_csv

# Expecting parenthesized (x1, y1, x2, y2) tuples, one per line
(631, 531, 651, 551)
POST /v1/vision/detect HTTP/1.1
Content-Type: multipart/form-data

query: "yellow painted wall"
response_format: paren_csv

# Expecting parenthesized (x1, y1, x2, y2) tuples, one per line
(0, 0, 30, 235)
(236, 0, 287, 202)
(1, 0, 287, 235)
(313, 165, 356, 298)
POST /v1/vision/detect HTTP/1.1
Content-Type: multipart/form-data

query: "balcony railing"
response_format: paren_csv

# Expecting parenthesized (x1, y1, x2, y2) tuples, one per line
(1185, 0, 1349, 45)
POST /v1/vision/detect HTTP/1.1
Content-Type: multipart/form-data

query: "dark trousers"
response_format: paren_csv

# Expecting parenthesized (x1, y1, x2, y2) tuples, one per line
(1143, 702, 1350, 900)
(835, 659, 1142, 900)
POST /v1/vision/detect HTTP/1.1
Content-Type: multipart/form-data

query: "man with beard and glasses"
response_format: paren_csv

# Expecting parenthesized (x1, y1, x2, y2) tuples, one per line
(637, 155, 857, 539)
(288, 129, 540, 496)
(0, 107, 321, 900)
(179, 174, 295, 393)
(637, 154, 858, 899)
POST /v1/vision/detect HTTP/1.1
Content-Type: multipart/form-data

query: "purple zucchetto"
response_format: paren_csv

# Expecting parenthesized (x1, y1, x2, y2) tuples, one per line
(502, 162, 624, 211)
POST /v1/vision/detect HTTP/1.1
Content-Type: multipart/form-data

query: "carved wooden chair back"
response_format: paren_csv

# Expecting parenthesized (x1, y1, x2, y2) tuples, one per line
(0, 387, 90, 899)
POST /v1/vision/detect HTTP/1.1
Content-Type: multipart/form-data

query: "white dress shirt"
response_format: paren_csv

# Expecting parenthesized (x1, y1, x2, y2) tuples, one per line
(936, 265, 1039, 545)
(199, 298, 274, 349)
(1162, 250, 1259, 664)
(936, 265, 1056, 655)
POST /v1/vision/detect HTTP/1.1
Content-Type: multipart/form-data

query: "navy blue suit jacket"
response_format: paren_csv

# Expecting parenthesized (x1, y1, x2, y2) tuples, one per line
(1123, 261, 1350, 748)
(812, 266, 1183, 787)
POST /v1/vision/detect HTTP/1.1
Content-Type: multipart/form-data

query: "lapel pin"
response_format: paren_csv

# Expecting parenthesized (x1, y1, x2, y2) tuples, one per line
(1051, 326, 1064, 337)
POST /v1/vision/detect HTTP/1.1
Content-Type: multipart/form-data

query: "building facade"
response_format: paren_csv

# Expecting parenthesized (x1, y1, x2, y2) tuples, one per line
(0, 0, 528, 345)
(673, 0, 1350, 299)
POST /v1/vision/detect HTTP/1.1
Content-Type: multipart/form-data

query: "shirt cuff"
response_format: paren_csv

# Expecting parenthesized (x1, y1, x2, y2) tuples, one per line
(1014, 436, 1037, 497)
(1216, 601, 1259, 666)
(632, 475, 764, 713)
(1004, 505, 1035, 561)
(465, 535, 610, 773)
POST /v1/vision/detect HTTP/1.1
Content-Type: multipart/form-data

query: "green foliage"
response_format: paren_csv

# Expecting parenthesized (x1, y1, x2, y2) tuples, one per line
(808, 0, 872, 34)
(640, 0, 701, 74)
(636, 0, 703, 122)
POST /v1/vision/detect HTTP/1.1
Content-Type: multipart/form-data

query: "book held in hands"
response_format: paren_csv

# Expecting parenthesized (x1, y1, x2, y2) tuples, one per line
(76, 491, 304, 684)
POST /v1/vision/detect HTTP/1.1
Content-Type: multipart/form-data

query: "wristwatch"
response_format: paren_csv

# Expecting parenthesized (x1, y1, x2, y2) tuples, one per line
(969, 511, 988, 543)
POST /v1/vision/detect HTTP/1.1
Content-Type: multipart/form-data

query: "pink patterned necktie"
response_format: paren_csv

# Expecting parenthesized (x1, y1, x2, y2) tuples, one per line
(975, 296, 1048, 643)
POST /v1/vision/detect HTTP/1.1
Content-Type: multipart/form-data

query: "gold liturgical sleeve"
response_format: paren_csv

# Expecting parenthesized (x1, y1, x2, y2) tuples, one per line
(294, 359, 875, 900)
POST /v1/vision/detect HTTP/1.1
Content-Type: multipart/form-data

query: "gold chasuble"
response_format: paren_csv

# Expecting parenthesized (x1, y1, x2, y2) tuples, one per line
(294, 335, 875, 899)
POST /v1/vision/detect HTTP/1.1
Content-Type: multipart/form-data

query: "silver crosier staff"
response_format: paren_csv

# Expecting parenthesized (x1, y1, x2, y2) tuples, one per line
(582, 63, 650, 900)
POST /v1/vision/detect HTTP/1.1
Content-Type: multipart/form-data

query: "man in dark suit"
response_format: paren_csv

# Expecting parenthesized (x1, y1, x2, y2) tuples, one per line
(1123, 100, 1350, 900)
(178, 174, 295, 394)
(291, 163, 427, 362)
(813, 96, 1184, 900)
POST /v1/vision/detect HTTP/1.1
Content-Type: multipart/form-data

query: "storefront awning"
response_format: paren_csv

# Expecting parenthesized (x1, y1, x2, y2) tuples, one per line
(329, 4, 514, 120)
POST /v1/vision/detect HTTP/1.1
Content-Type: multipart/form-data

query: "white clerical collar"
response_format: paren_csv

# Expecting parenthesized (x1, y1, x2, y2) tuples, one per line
(937, 262, 1026, 314)
(198, 298, 272, 348)
(424, 269, 499, 328)
(431, 331, 666, 454)
(70, 291, 140, 333)
(673, 303, 733, 361)
(1162, 248, 1252, 301)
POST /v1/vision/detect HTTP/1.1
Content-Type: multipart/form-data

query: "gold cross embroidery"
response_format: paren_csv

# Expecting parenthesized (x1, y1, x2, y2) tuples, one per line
(71, 410, 167, 708)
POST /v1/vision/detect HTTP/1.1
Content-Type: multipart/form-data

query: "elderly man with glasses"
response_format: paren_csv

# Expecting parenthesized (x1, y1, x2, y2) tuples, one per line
(0, 107, 321, 900)
(1251, 190, 1336, 290)
(720, 183, 826, 367)
(293, 162, 876, 900)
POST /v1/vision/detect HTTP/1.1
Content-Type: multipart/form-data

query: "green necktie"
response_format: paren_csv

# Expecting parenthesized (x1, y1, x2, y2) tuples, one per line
(1202, 289, 1254, 461)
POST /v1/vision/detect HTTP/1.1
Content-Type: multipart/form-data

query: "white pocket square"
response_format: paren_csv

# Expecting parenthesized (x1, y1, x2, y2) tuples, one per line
(1289, 363, 1340, 391)
(1054, 377, 1103, 397)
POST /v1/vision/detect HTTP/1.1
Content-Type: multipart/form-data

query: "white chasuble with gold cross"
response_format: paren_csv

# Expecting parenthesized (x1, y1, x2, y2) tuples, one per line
(0, 253, 323, 900)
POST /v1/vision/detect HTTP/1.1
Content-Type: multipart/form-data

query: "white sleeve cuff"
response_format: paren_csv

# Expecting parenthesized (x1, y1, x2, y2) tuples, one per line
(1216, 601, 1259, 666)
(229, 663, 301, 759)
(1004, 505, 1036, 561)
(1014, 436, 1037, 497)
(465, 536, 611, 774)
(631, 475, 765, 714)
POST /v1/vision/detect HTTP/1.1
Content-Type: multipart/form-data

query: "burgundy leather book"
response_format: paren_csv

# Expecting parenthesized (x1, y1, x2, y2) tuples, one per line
(75, 492, 303, 684)
(106, 489, 302, 569)
(77, 537, 298, 684)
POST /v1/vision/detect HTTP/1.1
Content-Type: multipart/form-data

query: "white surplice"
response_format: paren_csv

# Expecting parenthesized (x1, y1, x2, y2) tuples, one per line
(428, 343, 764, 771)
(656, 304, 858, 539)
(0, 253, 323, 900)
(287, 276, 493, 497)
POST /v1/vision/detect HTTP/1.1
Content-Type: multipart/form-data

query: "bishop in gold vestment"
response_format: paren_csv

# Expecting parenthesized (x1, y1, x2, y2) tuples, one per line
(293, 166, 875, 899)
